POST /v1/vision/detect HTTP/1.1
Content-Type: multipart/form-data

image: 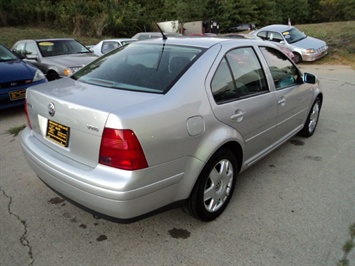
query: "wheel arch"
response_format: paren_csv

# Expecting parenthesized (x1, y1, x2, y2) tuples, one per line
(218, 141, 243, 174)
(316, 92, 323, 107)
(178, 131, 244, 202)
(46, 69, 60, 81)
(192, 126, 245, 175)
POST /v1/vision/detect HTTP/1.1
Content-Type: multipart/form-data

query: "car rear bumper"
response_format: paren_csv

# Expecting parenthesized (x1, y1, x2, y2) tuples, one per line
(21, 127, 186, 220)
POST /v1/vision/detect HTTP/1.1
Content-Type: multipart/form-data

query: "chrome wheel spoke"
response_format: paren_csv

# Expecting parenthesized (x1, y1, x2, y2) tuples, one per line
(309, 103, 319, 132)
(203, 159, 234, 212)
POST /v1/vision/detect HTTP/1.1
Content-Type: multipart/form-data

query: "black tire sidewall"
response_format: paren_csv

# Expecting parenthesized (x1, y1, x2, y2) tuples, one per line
(192, 149, 238, 221)
(299, 98, 321, 137)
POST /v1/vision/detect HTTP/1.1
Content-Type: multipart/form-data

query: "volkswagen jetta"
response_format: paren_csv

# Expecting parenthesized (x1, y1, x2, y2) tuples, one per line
(21, 36, 322, 222)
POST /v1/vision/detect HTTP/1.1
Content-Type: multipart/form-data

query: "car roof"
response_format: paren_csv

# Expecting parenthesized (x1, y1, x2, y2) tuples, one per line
(100, 38, 136, 42)
(17, 38, 77, 42)
(133, 36, 265, 49)
(258, 24, 294, 32)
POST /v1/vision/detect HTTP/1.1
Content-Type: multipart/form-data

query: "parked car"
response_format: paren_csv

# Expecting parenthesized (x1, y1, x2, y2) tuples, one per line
(131, 32, 182, 40)
(90, 38, 137, 56)
(228, 23, 256, 32)
(189, 33, 218, 37)
(21, 37, 322, 222)
(224, 33, 297, 63)
(12, 38, 98, 81)
(251, 24, 328, 63)
(0, 43, 47, 109)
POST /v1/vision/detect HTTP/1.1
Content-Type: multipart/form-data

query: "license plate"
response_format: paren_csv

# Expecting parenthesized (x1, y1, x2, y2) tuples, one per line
(46, 120, 70, 147)
(9, 89, 26, 101)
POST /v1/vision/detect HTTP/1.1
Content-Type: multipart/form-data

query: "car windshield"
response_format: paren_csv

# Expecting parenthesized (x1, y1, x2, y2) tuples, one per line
(0, 45, 18, 62)
(72, 42, 205, 94)
(282, 27, 307, 44)
(37, 40, 91, 57)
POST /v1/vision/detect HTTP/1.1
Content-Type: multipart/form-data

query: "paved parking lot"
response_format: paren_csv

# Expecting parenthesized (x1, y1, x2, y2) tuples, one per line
(1, 64, 354, 265)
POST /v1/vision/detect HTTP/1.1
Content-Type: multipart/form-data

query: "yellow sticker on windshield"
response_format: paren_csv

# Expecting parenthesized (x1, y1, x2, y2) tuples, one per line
(283, 32, 289, 35)
(39, 42, 54, 46)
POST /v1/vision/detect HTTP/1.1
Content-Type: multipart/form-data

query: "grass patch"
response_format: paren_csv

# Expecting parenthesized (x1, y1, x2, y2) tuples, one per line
(337, 223, 355, 266)
(0, 26, 103, 49)
(296, 21, 355, 68)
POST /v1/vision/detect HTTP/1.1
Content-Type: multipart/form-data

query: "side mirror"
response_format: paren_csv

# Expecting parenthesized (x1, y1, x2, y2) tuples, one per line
(303, 73, 317, 84)
(26, 54, 38, 60)
(280, 41, 285, 44)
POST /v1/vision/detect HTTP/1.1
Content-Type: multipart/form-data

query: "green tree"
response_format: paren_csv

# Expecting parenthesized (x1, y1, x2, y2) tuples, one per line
(251, 0, 278, 27)
(318, 0, 355, 22)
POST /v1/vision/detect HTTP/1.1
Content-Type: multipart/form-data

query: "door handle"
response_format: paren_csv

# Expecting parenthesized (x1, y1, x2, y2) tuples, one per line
(278, 97, 286, 106)
(231, 110, 244, 122)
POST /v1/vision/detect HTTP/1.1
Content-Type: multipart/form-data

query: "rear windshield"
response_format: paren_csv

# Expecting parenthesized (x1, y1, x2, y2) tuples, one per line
(71, 43, 205, 93)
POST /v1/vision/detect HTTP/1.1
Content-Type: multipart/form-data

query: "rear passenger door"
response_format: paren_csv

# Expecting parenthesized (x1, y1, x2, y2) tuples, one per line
(209, 46, 278, 165)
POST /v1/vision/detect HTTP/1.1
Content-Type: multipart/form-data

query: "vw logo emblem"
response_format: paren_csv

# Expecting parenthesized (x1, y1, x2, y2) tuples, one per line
(48, 102, 56, 117)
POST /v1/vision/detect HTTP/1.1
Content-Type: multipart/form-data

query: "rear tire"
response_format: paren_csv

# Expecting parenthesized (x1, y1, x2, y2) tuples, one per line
(298, 98, 321, 137)
(184, 149, 237, 221)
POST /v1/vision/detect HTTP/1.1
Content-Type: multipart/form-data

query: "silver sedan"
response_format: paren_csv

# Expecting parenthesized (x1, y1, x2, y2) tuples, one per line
(21, 37, 323, 222)
(251, 24, 328, 63)
(90, 38, 137, 56)
(12, 38, 98, 81)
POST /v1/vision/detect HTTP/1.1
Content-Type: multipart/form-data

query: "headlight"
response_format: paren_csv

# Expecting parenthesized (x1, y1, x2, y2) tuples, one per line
(306, 48, 315, 54)
(33, 69, 46, 81)
(64, 67, 82, 76)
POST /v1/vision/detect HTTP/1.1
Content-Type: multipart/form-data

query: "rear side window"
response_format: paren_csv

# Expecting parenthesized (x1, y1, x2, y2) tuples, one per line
(257, 31, 267, 40)
(73, 43, 205, 93)
(260, 46, 300, 90)
(211, 47, 268, 104)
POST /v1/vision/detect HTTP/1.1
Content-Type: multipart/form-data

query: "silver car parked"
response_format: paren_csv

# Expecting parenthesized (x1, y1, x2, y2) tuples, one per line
(251, 24, 328, 63)
(90, 38, 137, 56)
(12, 38, 98, 81)
(21, 37, 322, 222)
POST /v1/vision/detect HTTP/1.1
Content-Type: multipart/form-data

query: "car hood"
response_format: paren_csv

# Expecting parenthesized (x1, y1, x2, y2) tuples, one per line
(0, 59, 36, 82)
(42, 53, 98, 67)
(291, 36, 326, 49)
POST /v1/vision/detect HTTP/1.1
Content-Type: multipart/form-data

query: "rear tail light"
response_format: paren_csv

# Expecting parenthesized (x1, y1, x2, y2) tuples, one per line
(99, 128, 148, 170)
(24, 99, 32, 129)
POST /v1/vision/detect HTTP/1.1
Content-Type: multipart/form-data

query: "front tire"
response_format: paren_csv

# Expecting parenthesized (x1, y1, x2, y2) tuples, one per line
(298, 98, 321, 137)
(293, 52, 302, 64)
(184, 149, 237, 222)
(47, 71, 59, 81)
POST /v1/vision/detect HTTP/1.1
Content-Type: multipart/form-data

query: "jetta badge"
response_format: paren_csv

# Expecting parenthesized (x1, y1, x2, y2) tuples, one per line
(48, 102, 56, 117)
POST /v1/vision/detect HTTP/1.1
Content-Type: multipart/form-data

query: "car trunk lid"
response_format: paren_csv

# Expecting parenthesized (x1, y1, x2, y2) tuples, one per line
(25, 78, 160, 168)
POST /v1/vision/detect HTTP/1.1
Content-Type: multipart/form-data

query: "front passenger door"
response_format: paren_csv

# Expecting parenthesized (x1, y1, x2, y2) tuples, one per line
(259, 46, 313, 139)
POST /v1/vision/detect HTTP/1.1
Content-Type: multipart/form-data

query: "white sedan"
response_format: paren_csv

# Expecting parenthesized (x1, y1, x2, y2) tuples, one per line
(90, 38, 137, 56)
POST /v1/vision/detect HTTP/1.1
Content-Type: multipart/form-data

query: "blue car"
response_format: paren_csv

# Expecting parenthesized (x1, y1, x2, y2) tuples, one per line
(0, 44, 47, 109)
